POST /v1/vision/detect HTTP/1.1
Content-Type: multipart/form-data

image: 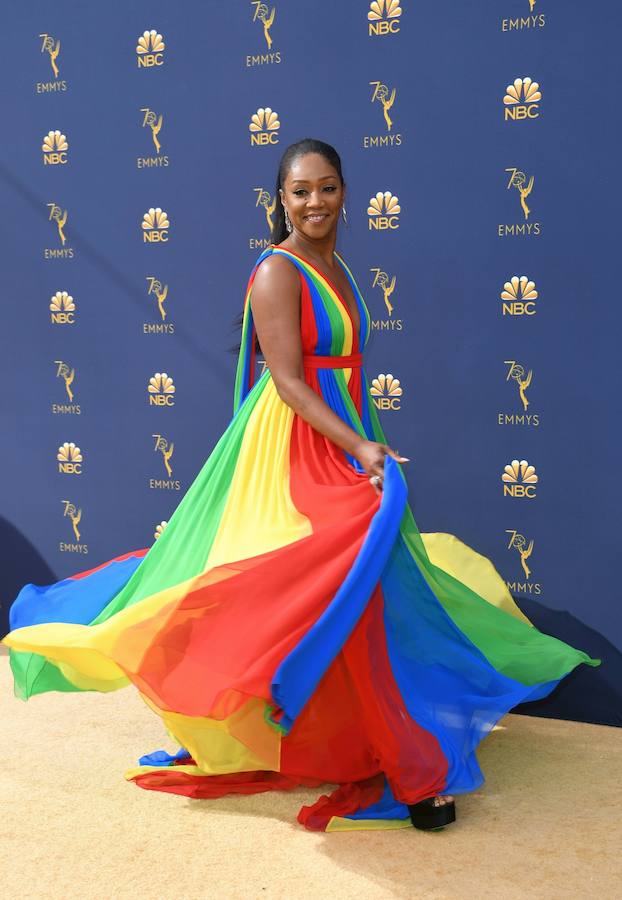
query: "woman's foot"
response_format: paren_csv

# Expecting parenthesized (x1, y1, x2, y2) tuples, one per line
(408, 794, 456, 830)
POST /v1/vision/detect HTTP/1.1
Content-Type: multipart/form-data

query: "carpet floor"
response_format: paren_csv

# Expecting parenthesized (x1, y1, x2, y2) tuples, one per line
(1, 648, 620, 900)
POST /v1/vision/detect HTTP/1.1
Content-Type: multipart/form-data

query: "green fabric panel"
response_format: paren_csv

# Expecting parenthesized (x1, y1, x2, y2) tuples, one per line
(92, 371, 270, 624)
(400, 522, 600, 684)
(9, 649, 78, 699)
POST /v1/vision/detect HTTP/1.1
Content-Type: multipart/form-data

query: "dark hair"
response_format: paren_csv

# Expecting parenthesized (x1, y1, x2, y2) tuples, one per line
(228, 138, 345, 356)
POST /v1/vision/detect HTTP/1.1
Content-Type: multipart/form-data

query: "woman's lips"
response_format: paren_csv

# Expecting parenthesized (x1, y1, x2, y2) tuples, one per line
(304, 214, 329, 224)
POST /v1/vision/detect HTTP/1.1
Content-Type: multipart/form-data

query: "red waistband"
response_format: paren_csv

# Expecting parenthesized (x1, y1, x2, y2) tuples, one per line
(303, 352, 363, 369)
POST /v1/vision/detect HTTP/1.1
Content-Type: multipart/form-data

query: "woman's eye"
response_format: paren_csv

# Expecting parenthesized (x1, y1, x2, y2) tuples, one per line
(293, 186, 336, 196)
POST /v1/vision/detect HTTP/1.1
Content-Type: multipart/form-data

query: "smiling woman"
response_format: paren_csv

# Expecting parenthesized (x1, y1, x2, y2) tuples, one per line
(2, 138, 600, 834)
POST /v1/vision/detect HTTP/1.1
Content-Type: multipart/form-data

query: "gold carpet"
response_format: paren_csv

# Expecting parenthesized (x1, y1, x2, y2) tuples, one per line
(1, 648, 620, 900)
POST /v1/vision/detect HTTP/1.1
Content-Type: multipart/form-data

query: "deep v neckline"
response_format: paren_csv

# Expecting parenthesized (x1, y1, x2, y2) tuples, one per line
(272, 244, 362, 340)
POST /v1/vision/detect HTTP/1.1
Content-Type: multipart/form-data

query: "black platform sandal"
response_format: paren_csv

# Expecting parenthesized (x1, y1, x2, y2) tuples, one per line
(408, 796, 456, 831)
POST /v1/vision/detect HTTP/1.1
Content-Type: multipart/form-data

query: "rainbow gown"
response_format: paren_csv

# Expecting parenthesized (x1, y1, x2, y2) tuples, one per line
(2, 244, 600, 832)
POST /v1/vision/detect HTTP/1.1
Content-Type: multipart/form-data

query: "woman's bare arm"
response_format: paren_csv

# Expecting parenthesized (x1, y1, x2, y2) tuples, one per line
(249, 255, 407, 489)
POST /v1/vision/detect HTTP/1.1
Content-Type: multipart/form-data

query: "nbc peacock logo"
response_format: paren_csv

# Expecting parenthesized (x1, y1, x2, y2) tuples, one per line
(368, 191, 401, 230)
(148, 372, 176, 406)
(154, 520, 169, 540)
(501, 458, 538, 498)
(42, 130, 68, 165)
(368, 0, 402, 36)
(142, 208, 170, 243)
(249, 107, 280, 146)
(57, 442, 83, 475)
(503, 77, 542, 121)
(136, 30, 165, 67)
(370, 373, 402, 410)
(50, 291, 76, 324)
(500, 275, 538, 316)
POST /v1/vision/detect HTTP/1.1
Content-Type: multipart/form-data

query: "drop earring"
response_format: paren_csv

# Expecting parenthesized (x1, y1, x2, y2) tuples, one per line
(341, 204, 348, 226)
(284, 207, 293, 233)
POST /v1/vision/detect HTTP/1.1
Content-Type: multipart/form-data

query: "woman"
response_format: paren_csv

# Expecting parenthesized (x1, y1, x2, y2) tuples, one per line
(2, 138, 600, 833)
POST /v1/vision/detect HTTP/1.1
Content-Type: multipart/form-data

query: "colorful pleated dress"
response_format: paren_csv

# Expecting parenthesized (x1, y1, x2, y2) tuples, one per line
(2, 243, 601, 832)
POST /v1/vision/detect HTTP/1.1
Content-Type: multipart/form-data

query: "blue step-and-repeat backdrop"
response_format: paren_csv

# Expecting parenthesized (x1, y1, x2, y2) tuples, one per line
(1, 2, 620, 723)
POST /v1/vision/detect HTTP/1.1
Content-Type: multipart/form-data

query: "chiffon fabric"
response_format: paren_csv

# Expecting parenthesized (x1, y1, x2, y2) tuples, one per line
(2, 244, 600, 831)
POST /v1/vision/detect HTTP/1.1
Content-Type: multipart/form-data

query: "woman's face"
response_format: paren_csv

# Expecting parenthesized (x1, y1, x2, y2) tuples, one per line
(280, 153, 345, 240)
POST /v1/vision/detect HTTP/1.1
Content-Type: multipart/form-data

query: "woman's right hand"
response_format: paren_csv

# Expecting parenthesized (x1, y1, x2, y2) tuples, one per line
(353, 440, 410, 495)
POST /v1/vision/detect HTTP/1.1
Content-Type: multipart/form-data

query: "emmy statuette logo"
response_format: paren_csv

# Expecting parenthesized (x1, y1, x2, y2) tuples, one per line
(37, 33, 67, 92)
(142, 208, 170, 243)
(498, 360, 539, 427)
(143, 276, 174, 333)
(150, 434, 181, 490)
(505, 529, 541, 595)
(370, 373, 403, 410)
(249, 107, 280, 146)
(368, 191, 401, 230)
(148, 373, 176, 406)
(498, 168, 540, 237)
(50, 291, 76, 324)
(45, 203, 74, 258)
(42, 130, 68, 165)
(58, 500, 89, 555)
(502, 459, 538, 498)
(503, 77, 542, 121)
(500, 275, 538, 316)
(57, 442, 83, 475)
(60, 500, 88, 554)
(138, 108, 169, 168)
(136, 30, 165, 68)
(363, 82, 402, 148)
(246, 1, 281, 65)
(251, 187, 276, 249)
(368, 0, 402, 36)
(52, 360, 81, 415)
(369, 267, 402, 331)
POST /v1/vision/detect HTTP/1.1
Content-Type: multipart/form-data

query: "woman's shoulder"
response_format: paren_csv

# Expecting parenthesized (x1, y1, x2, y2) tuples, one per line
(253, 245, 299, 280)
(251, 245, 301, 301)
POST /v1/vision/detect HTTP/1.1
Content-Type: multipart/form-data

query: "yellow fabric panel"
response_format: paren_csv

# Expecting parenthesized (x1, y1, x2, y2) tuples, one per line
(139, 692, 281, 774)
(420, 531, 533, 625)
(124, 764, 207, 780)
(326, 816, 412, 832)
(56, 662, 130, 692)
(1, 568, 237, 684)
(205, 376, 312, 570)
